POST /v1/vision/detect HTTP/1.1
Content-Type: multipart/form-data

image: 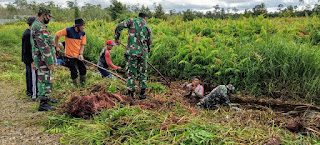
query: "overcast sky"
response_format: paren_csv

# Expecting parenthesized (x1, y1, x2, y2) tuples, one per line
(0, 0, 319, 13)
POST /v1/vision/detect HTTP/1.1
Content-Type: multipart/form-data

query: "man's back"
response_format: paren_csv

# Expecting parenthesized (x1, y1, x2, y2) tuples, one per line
(115, 17, 152, 57)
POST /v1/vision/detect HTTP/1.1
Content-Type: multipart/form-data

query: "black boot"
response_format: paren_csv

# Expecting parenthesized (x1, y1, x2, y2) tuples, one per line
(48, 98, 59, 103)
(80, 75, 86, 87)
(139, 89, 147, 100)
(38, 97, 52, 111)
(72, 79, 78, 87)
(128, 90, 135, 99)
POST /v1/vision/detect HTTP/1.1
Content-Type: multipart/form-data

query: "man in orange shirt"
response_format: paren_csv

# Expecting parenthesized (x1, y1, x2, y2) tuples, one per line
(54, 18, 87, 87)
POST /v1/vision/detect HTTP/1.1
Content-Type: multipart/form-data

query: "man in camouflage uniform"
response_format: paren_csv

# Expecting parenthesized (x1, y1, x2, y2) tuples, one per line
(197, 84, 235, 109)
(114, 11, 152, 100)
(31, 7, 57, 111)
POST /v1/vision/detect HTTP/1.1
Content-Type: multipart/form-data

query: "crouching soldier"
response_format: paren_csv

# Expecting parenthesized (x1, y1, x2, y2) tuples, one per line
(197, 84, 235, 109)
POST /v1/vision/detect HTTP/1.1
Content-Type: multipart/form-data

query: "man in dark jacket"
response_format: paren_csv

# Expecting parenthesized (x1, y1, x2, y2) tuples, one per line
(22, 16, 37, 99)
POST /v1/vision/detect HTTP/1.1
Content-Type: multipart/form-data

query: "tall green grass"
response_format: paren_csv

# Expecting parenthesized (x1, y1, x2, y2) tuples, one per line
(1, 44, 319, 144)
(1, 16, 320, 101)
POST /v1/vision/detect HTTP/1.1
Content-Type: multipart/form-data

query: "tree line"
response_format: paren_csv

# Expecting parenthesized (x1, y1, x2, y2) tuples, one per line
(1, 0, 320, 22)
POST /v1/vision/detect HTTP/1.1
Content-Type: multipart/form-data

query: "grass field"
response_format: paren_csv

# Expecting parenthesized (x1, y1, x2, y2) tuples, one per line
(0, 15, 320, 144)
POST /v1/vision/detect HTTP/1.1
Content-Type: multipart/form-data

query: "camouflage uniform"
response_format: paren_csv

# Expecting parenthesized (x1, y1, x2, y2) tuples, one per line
(197, 84, 235, 109)
(114, 17, 152, 91)
(31, 19, 56, 98)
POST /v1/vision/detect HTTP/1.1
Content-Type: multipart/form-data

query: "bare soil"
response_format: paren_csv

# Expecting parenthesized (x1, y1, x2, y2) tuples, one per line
(0, 81, 60, 145)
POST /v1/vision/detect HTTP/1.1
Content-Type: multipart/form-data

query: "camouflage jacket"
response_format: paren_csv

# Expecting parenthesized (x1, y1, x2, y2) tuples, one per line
(31, 19, 56, 68)
(197, 85, 231, 109)
(114, 17, 152, 58)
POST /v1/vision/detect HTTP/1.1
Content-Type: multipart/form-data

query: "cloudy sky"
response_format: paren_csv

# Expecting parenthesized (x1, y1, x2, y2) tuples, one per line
(0, 0, 318, 13)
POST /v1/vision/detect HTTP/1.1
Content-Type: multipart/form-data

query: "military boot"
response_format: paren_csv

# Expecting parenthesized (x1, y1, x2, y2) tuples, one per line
(139, 88, 147, 100)
(80, 75, 86, 87)
(48, 98, 59, 103)
(38, 97, 52, 111)
(72, 79, 78, 87)
(128, 90, 135, 99)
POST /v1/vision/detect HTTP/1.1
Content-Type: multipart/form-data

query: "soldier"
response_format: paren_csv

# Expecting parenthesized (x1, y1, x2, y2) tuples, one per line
(114, 11, 152, 100)
(197, 84, 235, 109)
(54, 18, 87, 87)
(31, 7, 57, 111)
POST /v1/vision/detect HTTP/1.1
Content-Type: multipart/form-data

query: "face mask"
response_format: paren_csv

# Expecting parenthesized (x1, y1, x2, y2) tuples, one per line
(44, 15, 50, 24)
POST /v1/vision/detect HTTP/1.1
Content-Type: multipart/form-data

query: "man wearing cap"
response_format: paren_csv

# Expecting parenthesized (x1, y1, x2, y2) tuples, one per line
(22, 16, 37, 99)
(54, 18, 87, 87)
(97, 40, 122, 78)
(197, 84, 235, 109)
(31, 7, 56, 111)
(114, 11, 152, 100)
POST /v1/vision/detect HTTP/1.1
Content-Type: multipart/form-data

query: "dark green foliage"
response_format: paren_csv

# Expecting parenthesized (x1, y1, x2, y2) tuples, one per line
(311, 27, 320, 44)
(74, 7, 80, 19)
(183, 9, 196, 21)
(153, 4, 166, 20)
(109, 0, 126, 21)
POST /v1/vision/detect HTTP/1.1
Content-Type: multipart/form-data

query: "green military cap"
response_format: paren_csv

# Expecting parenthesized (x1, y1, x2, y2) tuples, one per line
(39, 7, 50, 14)
(226, 84, 235, 93)
(139, 10, 149, 18)
(39, 7, 54, 18)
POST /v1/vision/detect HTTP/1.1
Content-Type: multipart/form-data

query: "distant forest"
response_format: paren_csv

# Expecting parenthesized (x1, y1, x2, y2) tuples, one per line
(1, 0, 320, 21)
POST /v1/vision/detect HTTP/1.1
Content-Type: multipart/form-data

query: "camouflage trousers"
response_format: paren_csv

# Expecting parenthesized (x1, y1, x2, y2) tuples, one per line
(197, 93, 231, 109)
(37, 66, 53, 98)
(125, 55, 147, 91)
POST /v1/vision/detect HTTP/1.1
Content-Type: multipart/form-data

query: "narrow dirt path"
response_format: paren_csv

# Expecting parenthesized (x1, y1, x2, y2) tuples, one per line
(0, 81, 60, 144)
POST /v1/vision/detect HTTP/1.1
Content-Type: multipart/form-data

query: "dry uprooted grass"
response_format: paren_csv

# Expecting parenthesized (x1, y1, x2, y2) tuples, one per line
(57, 82, 320, 138)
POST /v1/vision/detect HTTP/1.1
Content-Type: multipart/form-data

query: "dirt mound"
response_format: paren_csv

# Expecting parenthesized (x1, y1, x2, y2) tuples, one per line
(263, 135, 281, 145)
(267, 113, 320, 136)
